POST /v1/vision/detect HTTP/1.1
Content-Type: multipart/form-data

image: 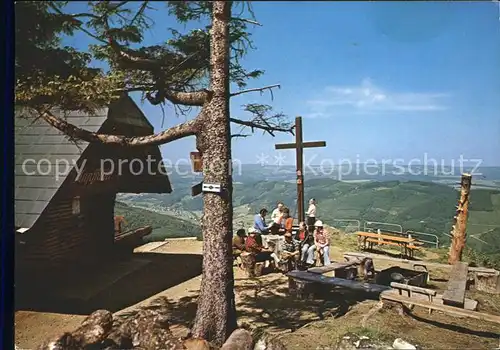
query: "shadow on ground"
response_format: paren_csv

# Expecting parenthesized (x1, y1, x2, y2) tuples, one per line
(15, 252, 203, 315)
(407, 311, 499, 339)
(137, 274, 380, 334)
(103, 271, 380, 336)
(235, 276, 376, 331)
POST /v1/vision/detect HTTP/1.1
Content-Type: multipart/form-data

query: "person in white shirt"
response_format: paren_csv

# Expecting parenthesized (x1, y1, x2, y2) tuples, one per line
(269, 201, 285, 235)
(306, 198, 316, 233)
(271, 201, 284, 224)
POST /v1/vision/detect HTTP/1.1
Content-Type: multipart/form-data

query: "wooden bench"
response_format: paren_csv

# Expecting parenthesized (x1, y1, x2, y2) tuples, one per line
(357, 231, 421, 258)
(390, 282, 437, 314)
(380, 290, 500, 324)
(344, 251, 498, 274)
(365, 238, 421, 250)
(365, 238, 420, 258)
(443, 262, 469, 308)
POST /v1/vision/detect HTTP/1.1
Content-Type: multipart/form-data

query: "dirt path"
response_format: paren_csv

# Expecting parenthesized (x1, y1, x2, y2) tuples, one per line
(15, 239, 204, 349)
(11, 237, 430, 348)
(15, 236, 500, 349)
(13, 236, 402, 348)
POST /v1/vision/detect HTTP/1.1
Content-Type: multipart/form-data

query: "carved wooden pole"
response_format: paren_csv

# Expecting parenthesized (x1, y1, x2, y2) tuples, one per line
(448, 173, 472, 264)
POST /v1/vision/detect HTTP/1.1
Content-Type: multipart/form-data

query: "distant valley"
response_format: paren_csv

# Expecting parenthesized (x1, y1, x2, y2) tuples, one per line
(116, 165, 500, 264)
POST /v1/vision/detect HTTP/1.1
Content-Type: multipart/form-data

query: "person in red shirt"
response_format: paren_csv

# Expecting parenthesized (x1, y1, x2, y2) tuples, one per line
(313, 220, 330, 265)
(245, 227, 280, 265)
(297, 222, 307, 241)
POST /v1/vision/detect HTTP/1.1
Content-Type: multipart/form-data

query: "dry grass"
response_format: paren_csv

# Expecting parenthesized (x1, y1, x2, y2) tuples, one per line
(231, 263, 500, 350)
(277, 299, 500, 349)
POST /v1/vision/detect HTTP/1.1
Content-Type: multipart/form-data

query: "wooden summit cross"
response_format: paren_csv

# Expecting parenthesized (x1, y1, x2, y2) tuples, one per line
(275, 116, 326, 223)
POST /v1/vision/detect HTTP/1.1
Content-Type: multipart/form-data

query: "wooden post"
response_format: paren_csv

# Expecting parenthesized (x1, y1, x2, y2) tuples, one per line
(448, 173, 472, 264)
(296, 117, 304, 224)
(275, 116, 326, 223)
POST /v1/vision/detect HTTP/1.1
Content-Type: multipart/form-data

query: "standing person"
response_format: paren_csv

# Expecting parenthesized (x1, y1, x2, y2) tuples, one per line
(306, 198, 316, 233)
(313, 220, 331, 265)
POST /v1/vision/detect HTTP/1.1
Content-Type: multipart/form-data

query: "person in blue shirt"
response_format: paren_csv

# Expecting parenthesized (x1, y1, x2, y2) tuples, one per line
(254, 208, 270, 234)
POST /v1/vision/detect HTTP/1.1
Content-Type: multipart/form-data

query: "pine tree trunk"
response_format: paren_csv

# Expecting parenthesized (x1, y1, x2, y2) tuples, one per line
(448, 173, 472, 264)
(191, 1, 237, 346)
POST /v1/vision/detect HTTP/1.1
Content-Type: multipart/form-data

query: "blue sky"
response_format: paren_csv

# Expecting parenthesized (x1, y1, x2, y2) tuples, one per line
(63, 1, 500, 166)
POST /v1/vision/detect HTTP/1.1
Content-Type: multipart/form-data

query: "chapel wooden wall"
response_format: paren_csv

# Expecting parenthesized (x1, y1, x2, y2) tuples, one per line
(16, 112, 169, 275)
(16, 192, 117, 274)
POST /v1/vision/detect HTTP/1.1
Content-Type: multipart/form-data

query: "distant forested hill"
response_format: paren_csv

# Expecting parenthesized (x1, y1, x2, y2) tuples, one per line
(114, 201, 201, 241)
(117, 178, 500, 258)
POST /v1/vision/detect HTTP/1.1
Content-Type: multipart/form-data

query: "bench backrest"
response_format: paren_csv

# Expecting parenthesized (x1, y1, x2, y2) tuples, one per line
(442, 262, 469, 307)
(390, 282, 436, 296)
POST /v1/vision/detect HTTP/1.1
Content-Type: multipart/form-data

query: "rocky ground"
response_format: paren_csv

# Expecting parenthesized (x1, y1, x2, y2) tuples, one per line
(15, 235, 500, 349)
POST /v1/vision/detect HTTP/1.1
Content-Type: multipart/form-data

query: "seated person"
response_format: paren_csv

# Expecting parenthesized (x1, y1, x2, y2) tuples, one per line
(232, 229, 247, 257)
(280, 232, 300, 267)
(313, 220, 331, 265)
(271, 201, 284, 223)
(297, 221, 307, 241)
(300, 231, 316, 267)
(361, 258, 375, 279)
(280, 207, 294, 236)
(270, 202, 287, 235)
(254, 208, 273, 235)
(245, 227, 280, 266)
(269, 222, 281, 235)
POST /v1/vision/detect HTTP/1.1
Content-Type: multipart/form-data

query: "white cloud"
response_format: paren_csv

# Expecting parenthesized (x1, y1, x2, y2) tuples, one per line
(305, 78, 449, 118)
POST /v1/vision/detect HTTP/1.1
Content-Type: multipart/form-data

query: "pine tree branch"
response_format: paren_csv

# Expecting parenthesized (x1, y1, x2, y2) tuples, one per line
(230, 84, 280, 97)
(108, 38, 210, 106)
(38, 108, 202, 146)
(230, 17, 262, 26)
(163, 90, 212, 106)
(229, 117, 293, 137)
(108, 38, 162, 70)
(231, 133, 250, 139)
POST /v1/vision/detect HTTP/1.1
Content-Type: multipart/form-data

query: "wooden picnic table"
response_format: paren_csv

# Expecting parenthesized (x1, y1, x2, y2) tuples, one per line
(356, 231, 421, 258)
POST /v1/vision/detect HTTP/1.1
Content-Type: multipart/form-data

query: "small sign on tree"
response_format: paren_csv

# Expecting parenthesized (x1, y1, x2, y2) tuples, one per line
(190, 151, 203, 173)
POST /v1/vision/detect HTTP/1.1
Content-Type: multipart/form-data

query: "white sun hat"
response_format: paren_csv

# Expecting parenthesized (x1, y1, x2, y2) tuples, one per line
(314, 220, 323, 227)
(248, 227, 257, 233)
